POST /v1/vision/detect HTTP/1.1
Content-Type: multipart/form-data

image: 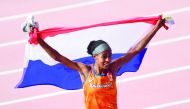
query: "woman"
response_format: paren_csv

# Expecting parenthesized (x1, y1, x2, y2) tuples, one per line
(27, 18, 165, 109)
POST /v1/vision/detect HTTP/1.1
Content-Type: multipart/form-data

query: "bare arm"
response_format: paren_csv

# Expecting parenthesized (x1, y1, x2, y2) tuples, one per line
(36, 33, 89, 75)
(22, 16, 89, 82)
(111, 19, 165, 73)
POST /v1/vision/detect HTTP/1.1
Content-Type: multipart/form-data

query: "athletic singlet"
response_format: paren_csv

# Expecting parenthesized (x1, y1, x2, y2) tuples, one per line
(83, 65, 117, 109)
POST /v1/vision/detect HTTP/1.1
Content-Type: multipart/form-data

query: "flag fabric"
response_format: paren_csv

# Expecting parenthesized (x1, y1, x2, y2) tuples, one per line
(16, 16, 161, 90)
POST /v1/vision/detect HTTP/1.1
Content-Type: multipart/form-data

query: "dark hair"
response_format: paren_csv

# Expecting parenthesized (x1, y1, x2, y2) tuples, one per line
(87, 40, 110, 55)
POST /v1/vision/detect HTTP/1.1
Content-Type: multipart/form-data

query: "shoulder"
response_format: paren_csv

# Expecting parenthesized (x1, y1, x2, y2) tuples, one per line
(109, 63, 117, 77)
(76, 62, 90, 72)
(76, 63, 91, 83)
(76, 62, 91, 76)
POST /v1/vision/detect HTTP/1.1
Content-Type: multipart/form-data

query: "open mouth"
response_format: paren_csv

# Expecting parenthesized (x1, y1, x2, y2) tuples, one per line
(103, 63, 110, 68)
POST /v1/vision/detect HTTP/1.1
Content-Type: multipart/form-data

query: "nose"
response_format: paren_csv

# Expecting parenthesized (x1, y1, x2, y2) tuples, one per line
(105, 57, 111, 63)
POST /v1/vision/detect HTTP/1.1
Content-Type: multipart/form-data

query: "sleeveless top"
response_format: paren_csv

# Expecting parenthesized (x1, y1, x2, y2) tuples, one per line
(83, 65, 117, 109)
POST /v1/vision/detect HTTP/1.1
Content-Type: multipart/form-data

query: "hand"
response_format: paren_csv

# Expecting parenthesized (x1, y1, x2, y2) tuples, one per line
(157, 18, 166, 28)
(22, 16, 40, 44)
(22, 15, 39, 33)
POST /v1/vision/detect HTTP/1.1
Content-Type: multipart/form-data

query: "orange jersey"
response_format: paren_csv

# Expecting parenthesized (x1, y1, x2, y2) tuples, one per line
(83, 65, 117, 109)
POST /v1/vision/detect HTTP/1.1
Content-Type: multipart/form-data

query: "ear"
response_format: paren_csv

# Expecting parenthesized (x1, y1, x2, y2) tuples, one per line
(93, 54, 98, 59)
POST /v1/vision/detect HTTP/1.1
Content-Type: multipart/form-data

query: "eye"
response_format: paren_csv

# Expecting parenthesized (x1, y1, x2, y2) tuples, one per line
(102, 55, 107, 59)
(101, 54, 112, 59)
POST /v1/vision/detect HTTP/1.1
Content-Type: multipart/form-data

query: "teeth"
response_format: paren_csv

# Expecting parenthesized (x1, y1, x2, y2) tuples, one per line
(104, 63, 109, 66)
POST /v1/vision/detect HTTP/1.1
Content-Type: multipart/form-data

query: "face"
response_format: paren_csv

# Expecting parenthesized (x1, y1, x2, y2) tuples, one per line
(94, 50, 112, 69)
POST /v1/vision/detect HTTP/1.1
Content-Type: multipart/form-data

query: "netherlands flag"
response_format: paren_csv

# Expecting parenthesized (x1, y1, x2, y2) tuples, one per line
(16, 15, 162, 90)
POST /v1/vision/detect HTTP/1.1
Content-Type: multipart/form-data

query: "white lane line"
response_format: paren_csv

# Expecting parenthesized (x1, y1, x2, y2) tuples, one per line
(0, 40, 26, 48)
(144, 98, 190, 109)
(0, 69, 22, 76)
(0, 89, 83, 106)
(117, 65, 190, 83)
(149, 35, 190, 47)
(0, 34, 190, 48)
(0, 0, 110, 22)
(0, 5, 190, 47)
(156, 6, 190, 15)
(0, 34, 190, 75)
(0, 65, 189, 106)
(0, 4, 189, 22)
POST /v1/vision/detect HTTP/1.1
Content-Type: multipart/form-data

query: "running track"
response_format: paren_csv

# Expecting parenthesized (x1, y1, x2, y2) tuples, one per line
(0, 0, 190, 109)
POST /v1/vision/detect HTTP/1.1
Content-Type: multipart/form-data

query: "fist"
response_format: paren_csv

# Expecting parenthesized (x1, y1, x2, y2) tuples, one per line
(22, 15, 39, 33)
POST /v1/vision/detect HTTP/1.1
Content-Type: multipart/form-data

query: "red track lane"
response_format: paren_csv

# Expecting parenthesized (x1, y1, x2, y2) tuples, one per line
(0, 45, 25, 71)
(0, 0, 189, 18)
(0, 12, 190, 71)
(167, 103, 190, 109)
(0, 0, 190, 109)
(0, 91, 85, 109)
(0, 39, 190, 104)
(118, 38, 190, 80)
(0, 72, 62, 102)
(0, 34, 189, 74)
(0, 70, 189, 109)
(0, 0, 190, 43)
(152, 12, 190, 41)
(0, 0, 83, 17)
(117, 71, 190, 109)
(0, 11, 190, 44)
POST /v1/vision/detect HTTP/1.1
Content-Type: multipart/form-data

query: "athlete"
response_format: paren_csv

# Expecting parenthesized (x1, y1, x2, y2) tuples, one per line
(23, 17, 166, 109)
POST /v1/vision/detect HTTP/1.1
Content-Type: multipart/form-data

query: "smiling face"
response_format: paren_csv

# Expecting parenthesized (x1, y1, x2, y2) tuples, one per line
(94, 50, 112, 70)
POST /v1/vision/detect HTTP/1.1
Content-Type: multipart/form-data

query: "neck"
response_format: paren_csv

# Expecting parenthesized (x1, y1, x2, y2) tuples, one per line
(94, 64, 106, 75)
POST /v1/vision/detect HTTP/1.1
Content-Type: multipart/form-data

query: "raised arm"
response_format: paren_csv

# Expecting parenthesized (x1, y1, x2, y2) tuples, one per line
(111, 18, 165, 73)
(36, 34, 88, 73)
(22, 16, 87, 73)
